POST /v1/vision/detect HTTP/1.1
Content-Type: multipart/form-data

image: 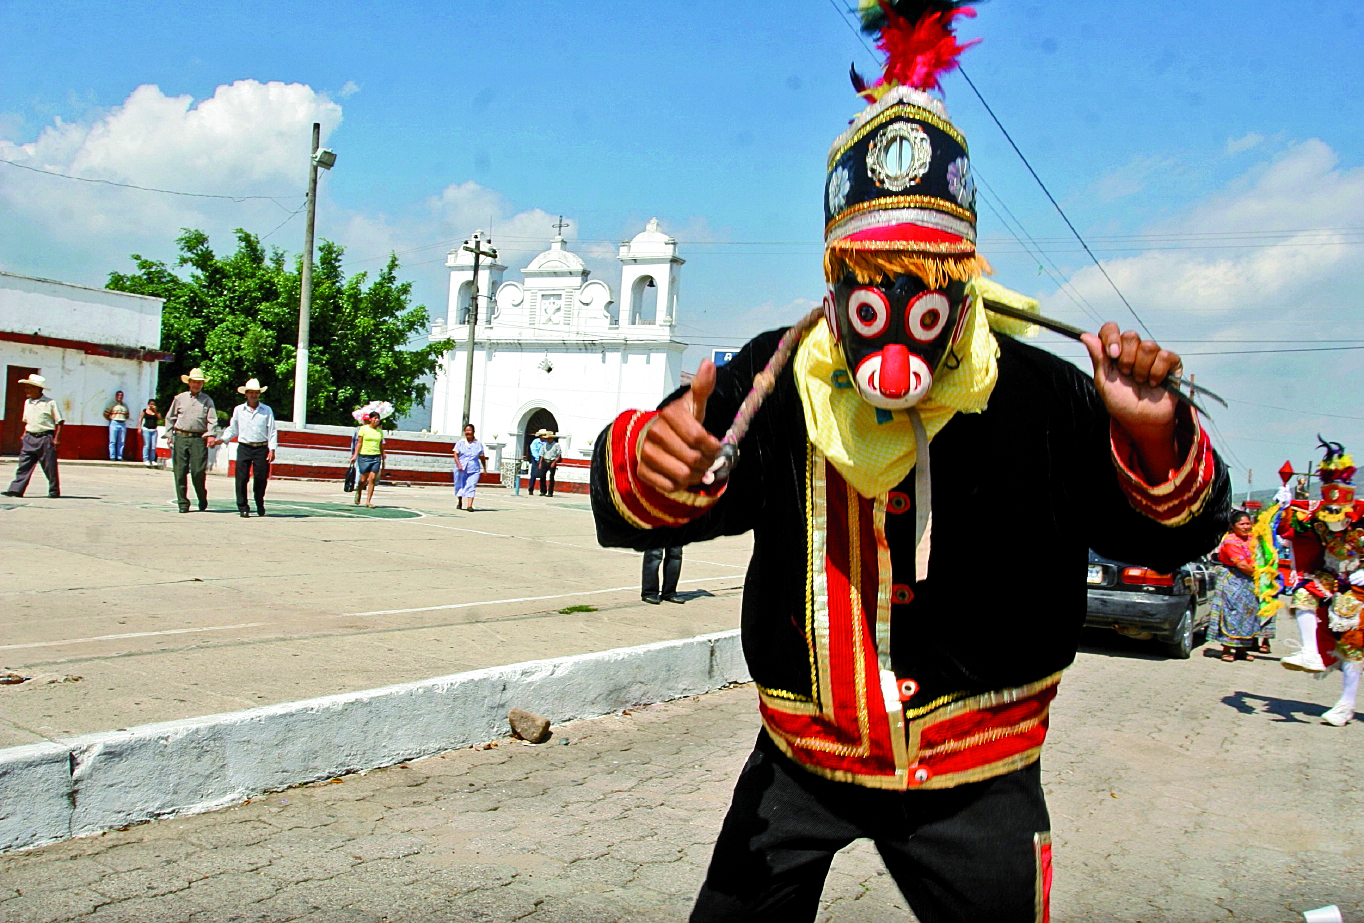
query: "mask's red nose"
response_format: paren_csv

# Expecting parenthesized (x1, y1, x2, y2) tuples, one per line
(877, 344, 910, 399)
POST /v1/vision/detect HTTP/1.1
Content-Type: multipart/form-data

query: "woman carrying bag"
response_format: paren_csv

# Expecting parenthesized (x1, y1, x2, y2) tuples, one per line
(349, 410, 385, 507)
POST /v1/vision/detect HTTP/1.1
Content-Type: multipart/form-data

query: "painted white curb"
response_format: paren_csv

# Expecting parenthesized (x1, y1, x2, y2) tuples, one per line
(0, 630, 750, 852)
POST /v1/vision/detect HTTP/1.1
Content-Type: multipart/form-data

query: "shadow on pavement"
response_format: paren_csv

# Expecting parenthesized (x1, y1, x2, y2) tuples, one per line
(1222, 690, 1337, 723)
(670, 589, 717, 603)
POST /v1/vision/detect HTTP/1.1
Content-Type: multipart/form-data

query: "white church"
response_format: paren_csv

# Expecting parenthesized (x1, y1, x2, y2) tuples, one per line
(428, 219, 687, 463)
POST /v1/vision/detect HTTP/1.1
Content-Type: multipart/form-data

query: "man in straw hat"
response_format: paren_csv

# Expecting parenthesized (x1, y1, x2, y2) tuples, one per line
(3, 374, 63, 499)
(165, 368, 216, 513)
(538, 431, 562, 497)
(592, 2, 1230, 919)
(214, 378, 277, 518)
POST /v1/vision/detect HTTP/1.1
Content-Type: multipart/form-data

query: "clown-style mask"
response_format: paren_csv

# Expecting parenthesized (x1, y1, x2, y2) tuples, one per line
(826, 272, 968, 409)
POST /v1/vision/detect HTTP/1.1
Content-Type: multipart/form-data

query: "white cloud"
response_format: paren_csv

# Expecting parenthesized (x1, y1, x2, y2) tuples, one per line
(1037, 140, 1364, 484)
(1088, 155, 1176, 203)
(0, 81, 341, 281)
(338, 81, 361, 98)
(1225, 132, 1265, 155)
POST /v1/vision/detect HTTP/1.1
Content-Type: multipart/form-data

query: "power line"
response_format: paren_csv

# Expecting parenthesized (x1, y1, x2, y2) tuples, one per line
(954, 67, 1154, 339)
(1225, 399, 1364, 423)
(261, 201, 309, 242)
(1177, 345, 1364, 356)
(825, 0, 1156, 337)
(976, 180, 1107, 328)
(0, 158, 303, 203)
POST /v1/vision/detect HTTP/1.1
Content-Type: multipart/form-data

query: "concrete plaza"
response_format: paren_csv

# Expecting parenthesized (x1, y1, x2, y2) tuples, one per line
(0, 461, 750, 748)
(1, 636, 1362, 922)
(2, 460, 1361, 922)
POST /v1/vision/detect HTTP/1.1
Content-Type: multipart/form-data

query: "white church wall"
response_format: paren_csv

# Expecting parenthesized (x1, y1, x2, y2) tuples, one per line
(430, 223, 688, 463)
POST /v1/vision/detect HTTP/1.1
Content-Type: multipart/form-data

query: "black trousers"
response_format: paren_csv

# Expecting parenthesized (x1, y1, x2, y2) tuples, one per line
(691, 731, 1052, 923)
(235, 443, 270, 512)
(542, 463, 556, 496)
(527, 460, 544, 494)
(642, 546, 682, 599)
(6, 432, 59, 497)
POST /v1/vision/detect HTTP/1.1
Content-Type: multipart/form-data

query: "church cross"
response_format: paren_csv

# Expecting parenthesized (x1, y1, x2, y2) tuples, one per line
(553, 215, 570, 237)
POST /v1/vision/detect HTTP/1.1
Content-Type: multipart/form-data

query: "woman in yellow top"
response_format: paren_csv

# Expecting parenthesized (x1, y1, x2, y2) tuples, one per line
(349, 410, 386, 507)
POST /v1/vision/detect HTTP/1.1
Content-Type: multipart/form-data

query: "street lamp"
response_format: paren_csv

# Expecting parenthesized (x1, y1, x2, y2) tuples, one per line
(292, 122, 337, 428)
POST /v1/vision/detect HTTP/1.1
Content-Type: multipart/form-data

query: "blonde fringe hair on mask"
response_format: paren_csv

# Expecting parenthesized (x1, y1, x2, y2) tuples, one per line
(824, 246, 992, 289)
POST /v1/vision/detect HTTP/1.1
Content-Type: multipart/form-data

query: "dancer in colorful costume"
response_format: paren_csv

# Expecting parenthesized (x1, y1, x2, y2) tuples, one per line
(591, 3, 1229, 919)
(1273, 439, 1364, 727)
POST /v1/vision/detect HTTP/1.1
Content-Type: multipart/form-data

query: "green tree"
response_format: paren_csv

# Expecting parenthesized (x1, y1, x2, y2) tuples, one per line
(107, 228, 442, 426)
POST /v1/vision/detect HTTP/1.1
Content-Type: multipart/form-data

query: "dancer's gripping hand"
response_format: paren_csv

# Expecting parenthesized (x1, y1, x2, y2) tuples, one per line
(1081, 321, 1181, 481)
(638, 360, 722, 493)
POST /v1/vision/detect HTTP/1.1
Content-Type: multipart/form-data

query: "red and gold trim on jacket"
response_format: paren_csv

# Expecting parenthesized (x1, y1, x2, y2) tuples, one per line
(602, 409, 725, 530)
(1110, 403, 1216, 527)
(756, 446, 1063, 790)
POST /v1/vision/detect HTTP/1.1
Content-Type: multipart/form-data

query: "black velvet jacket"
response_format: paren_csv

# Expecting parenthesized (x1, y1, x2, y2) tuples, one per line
(592, 329, 1230, 778)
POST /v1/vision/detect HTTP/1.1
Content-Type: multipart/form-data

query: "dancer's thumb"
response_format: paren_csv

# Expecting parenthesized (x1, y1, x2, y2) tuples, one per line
(689, 360, 716, 423)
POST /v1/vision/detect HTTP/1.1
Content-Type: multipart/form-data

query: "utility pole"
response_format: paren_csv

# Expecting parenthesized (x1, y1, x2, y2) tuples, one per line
(461, 231, 498, 428)
(292, 122, 337, 427)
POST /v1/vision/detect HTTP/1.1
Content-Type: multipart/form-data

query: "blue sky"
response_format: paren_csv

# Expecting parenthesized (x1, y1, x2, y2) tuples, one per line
(3, 0, 1361, 488)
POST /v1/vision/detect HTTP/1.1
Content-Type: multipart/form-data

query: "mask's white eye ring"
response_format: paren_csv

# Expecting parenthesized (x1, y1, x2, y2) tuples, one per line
(847, 287, 890, 338)
(824, 291, 840, 344)
(905, 291, 950, 344)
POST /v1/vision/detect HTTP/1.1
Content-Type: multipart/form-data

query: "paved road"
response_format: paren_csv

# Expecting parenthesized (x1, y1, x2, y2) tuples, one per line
(0, 462, 750, 747)
(2, 628, 1360, 922)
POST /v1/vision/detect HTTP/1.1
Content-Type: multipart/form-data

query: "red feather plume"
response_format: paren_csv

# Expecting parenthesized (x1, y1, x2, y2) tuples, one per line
(874, 5, 979, 94)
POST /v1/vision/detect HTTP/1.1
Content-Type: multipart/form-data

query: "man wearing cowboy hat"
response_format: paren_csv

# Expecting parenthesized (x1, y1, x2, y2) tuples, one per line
(164, 368, 216, 513)
(215, 377, 277, 518)
(539, 431, 562, 497)
(2, 374, 63, 499)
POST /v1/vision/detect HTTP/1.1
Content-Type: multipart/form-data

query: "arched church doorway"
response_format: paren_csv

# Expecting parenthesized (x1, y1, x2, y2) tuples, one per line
(521, 408, 559, 459)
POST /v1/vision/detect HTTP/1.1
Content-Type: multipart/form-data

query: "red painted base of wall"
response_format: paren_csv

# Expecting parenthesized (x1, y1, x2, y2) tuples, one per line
(514, 475, 589, 496)
(3, 424, 155, 461)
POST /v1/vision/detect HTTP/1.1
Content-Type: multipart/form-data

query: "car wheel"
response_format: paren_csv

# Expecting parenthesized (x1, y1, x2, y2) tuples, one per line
(1166, 598, 1197, 659)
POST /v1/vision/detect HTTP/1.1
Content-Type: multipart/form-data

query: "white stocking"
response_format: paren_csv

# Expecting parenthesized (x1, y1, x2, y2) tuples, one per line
(1339, 660, 1362, 711)
(1293, 608, 1321, 659)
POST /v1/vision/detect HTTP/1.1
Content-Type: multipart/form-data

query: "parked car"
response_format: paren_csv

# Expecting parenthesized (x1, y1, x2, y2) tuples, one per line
(1084, 550, 1214, 658)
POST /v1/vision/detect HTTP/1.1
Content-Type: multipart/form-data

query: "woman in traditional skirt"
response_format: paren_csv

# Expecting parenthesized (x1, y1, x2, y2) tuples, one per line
(1207, 510, 1260, 661)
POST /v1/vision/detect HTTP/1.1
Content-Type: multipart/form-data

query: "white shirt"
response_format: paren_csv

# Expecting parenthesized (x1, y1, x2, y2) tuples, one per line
(220, 402, 278, 450)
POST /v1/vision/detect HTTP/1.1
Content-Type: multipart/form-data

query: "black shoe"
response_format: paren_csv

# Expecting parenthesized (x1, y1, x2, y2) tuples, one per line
(642, 595, 661, 605)
(2, 490, 20, 497)
(256, 508, 265, 518)
(661, 595, 684, 604)
(179, 507, 190, 513)
(47, 493, 59, 499)
(198, 503, 207, 512)
(239, 511, 249, 518)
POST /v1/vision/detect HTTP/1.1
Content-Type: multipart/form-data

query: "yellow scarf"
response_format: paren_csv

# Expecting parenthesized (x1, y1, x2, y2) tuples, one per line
(793, 278, 1037, 498)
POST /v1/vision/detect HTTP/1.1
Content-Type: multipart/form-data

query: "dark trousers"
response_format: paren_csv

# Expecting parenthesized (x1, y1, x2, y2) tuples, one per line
(642, 546, 682, 600)
(6, 432, 60, 497)
(542, 463, 556, 496)
(691, 732, 1052, 923)
(172, 434, 208, 511)
(527, 459, 543, 494)
(235, 443, 270, 512)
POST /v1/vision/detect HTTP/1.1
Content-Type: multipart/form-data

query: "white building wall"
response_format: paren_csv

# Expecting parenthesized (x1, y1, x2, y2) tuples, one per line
(0, 341, 158, 429)
(434, 339, 686, 458)
(429, 223, 688, 461)
(0, 271, 163, 350)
